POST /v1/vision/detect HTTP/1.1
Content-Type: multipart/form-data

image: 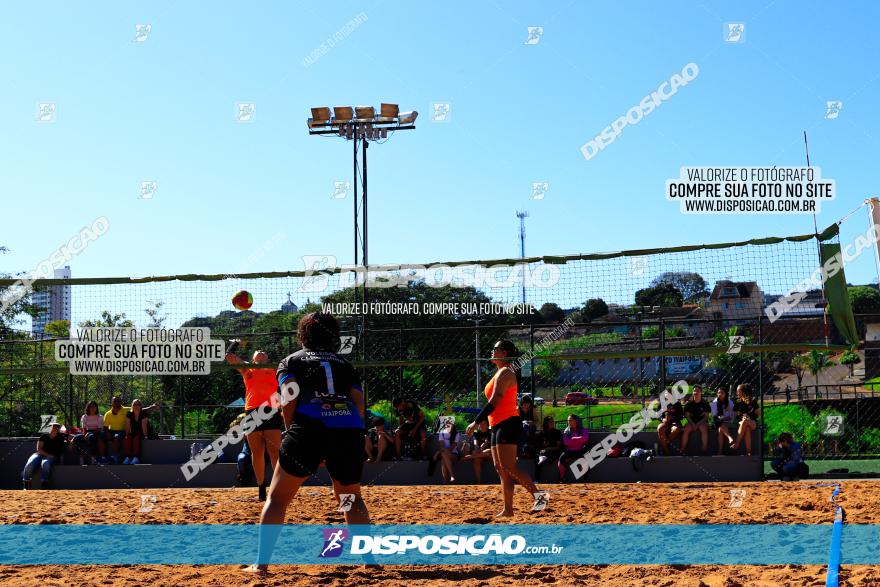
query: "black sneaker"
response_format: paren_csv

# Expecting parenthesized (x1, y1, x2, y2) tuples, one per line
(258, 484, 267, 502)
(22, 480, 31, 491)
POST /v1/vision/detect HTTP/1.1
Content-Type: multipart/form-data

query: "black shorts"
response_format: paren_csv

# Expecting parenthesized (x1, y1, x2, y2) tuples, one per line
(279, 415, 364, 485)
(490, 416, 523, 446)
(246, 408, 284, 432)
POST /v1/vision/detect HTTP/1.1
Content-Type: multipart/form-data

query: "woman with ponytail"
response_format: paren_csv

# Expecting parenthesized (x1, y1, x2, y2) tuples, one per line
(466, 339, 547, 516)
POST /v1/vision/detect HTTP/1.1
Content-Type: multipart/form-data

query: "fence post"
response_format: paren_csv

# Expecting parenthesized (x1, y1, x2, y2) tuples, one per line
(67, 373, 74, 430)
(529, 323, 536, 398)
(398, 327, 404, 401)
(758, 314, 765, 472)
(856, 394, 861, 457)
(474, 322, 481, 408)
(178, 379, 185, 439)
(659, 317, 666, 391)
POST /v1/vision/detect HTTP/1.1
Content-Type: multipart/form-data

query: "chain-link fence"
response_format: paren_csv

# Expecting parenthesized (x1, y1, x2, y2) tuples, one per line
(6, 312, 877, 477)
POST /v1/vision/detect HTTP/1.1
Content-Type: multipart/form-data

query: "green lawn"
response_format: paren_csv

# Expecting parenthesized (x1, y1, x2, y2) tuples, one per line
(763, 458, 880, 476)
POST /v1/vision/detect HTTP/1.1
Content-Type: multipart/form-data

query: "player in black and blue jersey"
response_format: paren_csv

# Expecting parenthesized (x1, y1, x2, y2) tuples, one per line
(245, 311, 369, 573)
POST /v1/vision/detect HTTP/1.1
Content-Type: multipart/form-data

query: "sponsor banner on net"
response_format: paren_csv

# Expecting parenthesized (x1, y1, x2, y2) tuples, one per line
(666, 166, 835, 214)
(1, 524, 878, 564)
(297, 256, 561, 294)
(54, 327, 225, 375)
(320, 302, 535, 316)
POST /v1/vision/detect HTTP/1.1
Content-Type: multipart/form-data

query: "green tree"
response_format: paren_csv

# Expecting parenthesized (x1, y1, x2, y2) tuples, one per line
(707, 326, 764, 389)
(805, 349, 836, 386)
(839, 350, 860, 378)
(44, 320, 70, 338)
(538, 302, 565, 323)
(581, 298, 609, 321)
(0, 246, 40, 333)
(848, 286, 880, 315)
(145, 301, 166, 328)
(651, 272, 708, 302)
(79, 311, 134, 328)
(635, 283, 683, 307)
(791, 353, 808, 389)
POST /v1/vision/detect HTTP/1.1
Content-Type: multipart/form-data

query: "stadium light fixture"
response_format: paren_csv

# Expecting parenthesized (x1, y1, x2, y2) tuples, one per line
(378, 103, 399, 122)
(306, 102, 418, 319)
(398, 110, 418, 125)
(308, 107, 332, 129)
(333, 106, 354, 125)
(355, 105, 375, 121)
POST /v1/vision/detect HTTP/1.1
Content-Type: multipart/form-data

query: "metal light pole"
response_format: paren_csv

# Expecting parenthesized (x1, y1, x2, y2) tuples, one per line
(307, 105, 418, 301)
(307, 105, 417, 402)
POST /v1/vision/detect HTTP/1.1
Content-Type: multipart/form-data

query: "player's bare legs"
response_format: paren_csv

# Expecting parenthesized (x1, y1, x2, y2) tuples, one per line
(243, 464, 306, 573)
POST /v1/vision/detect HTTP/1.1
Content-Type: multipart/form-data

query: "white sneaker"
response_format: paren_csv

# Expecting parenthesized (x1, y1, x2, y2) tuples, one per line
(131, 457, 140, 465)
(531, 491, 549, 512)
(122, 457, 131, 465)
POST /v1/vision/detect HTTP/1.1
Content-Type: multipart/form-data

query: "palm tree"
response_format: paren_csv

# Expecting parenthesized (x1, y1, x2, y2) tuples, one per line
(839, 350, 861, 378)
(806, 350, 836, 387)
(791, 354, 808, 389)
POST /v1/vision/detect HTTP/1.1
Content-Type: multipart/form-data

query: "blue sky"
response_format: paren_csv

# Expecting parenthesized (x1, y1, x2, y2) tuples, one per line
(1, 0, 879, 291)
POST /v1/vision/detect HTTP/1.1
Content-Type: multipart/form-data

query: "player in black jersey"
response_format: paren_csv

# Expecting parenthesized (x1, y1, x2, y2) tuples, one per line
(245, 312, 370, 573)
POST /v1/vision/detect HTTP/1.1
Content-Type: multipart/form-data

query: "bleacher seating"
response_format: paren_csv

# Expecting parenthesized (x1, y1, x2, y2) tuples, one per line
(0, 426, 762, 489)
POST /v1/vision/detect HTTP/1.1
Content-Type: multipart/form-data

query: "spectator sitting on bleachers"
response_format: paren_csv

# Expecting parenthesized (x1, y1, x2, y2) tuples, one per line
(711, 386, 736, 455)
(518, 395, 538, 459)
(392, 397, 428, 459)
(237, 439, 253, 485)
(681, 385, 710, 455)
(771, 432, 807, 480)
(22, 421, 67, 490)
(430, 418, 461, 483)
(535, 416, 562, 481)
(102, 396, 160, 464)
(558, 414, 589, 482)
(462, 419, 491, 482)
(72, 400, 105, 465)
(732, 384, 760, 456)
(123, 399, 148, 464)
(656, 391, 684, 455)
(536, 416, 563, 481)
(365, 417, 394, 463)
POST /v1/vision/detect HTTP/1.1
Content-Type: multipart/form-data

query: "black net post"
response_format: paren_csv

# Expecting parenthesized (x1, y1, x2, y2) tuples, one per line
(758, 314, 765, 475)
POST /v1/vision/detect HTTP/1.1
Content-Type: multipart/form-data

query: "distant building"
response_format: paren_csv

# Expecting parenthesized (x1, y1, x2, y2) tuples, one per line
(762, 290, 826, 317)
(32, 266, 71, 338)
(281, 292, 298, 313)
(706, 280, 764, 324)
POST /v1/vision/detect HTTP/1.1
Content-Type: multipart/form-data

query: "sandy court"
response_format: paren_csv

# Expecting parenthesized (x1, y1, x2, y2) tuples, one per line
(0, 482, 878, 586)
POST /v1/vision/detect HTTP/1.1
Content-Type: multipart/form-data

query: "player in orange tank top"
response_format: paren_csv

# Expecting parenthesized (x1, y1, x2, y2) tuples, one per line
(466, 339, 548, 517)
(226, 340, 282, 501)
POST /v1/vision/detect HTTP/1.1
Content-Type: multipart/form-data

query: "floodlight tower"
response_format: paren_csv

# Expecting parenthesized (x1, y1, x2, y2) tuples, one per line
(517, 210, 529, 306)
(307, 104, 418, 306)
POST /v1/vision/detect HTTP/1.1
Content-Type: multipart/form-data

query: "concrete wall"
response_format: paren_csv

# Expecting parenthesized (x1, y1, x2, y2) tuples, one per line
(0, 428, 762, 489)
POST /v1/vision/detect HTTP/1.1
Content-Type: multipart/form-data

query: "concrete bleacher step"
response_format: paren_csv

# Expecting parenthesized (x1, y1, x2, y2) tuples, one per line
(20, 455, 760, 490)
(2, 430, 764, 489)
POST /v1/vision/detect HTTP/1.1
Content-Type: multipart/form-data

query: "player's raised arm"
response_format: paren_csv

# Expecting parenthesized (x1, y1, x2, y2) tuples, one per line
(225, 339, 247, 375)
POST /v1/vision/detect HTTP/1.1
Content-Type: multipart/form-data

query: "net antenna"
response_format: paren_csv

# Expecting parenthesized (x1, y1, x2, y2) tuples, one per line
(516, 210, 529, 305)
(804, 131, 830, 346)
(866, 198, 880, 287)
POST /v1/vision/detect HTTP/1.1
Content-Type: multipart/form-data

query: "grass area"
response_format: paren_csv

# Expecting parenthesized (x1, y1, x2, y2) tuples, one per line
(763, 458, 880, 476)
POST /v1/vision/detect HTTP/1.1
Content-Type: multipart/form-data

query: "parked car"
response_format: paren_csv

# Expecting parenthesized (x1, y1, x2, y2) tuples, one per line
(564, 392, 599, 406)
